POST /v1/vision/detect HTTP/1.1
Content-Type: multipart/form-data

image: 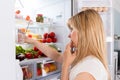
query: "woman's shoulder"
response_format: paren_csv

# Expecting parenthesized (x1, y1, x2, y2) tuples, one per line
(69, 56, 108, 80)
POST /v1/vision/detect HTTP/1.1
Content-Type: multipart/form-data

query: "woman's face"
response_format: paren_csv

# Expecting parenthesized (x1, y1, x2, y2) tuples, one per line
(68, 26, 78, 47)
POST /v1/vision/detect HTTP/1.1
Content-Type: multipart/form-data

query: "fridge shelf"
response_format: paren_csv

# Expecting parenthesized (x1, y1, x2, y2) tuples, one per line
(20, 57, 54, 65)
(15, 19, 52, 28)
(80, 7, 111, 14)
(79, 0, 112, 7)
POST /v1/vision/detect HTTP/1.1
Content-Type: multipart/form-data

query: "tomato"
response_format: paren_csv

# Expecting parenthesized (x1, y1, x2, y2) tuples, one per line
(37, 50, 43, 56)
(15, 10, 20, 14)
(33, 46, 39, 51)
(25, 53, 33, 59)
(28, 34, 32, 38)
(26, 15, 30, 21)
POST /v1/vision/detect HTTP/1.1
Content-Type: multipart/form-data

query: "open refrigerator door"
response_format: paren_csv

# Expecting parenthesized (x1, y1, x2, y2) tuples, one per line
(73, 0, 114, 79)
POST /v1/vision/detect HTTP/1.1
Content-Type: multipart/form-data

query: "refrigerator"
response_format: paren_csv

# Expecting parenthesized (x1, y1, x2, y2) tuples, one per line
(15, 0, 115, 80)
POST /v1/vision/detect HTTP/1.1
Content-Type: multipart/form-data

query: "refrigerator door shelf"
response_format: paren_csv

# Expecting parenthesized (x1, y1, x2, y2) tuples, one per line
(78, 0, 111, 7)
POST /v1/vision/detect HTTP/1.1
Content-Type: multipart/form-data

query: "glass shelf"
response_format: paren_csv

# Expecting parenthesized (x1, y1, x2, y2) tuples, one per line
(19, 57, 53, 65)
(15, 18, 52, 28)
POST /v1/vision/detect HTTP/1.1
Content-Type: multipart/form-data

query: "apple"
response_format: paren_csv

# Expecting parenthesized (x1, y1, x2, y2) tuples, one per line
(52, 37, 57, 43)
(49, 32, 55, 38)
(43, 33, 49, 39)
(46, 38, 52, 43)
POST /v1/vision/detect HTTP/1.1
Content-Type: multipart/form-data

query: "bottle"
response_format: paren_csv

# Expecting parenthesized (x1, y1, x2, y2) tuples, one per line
(36, 14, 44, 23)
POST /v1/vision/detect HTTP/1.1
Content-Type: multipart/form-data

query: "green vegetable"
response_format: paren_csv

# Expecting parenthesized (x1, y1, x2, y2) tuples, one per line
(16, 46, 25, 54)
(25, 49, 37, 54)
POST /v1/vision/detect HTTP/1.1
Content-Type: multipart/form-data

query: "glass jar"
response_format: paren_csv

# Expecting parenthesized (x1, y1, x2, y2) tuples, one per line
(36, 14, 44, 23)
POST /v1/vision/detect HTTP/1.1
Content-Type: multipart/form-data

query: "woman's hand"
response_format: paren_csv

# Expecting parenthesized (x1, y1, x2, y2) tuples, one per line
(17, 32, 34, 44)
(61, 42, 76, 80)
(63, 42, 76, 67)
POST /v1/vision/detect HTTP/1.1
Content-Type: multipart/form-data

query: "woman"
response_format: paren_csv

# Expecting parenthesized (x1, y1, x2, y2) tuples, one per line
(61, 9, 110, 80)
(19, 9, 110, 80)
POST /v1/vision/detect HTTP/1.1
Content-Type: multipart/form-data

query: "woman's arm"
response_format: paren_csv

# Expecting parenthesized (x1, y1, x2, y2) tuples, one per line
(19, 34, 63, 63)
(32, 40, 63, 63)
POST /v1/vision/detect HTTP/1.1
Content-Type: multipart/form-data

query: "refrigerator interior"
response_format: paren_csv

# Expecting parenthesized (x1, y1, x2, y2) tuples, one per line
(15, 0, 71, 80)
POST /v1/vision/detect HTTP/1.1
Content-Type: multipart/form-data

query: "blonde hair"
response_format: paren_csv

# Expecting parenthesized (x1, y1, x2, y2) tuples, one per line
(67, 9, 110, 79)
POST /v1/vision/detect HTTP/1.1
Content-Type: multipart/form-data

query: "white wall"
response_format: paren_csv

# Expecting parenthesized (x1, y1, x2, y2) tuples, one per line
(0, 0, 15, 80)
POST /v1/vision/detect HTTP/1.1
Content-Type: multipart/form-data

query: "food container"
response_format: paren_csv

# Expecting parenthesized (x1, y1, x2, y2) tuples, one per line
(36, 14, 44, 23)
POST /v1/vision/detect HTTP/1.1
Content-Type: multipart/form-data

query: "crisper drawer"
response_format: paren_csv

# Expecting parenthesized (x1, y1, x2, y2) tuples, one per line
(19, 58, 61, 80)
(36, 61, 61, 80)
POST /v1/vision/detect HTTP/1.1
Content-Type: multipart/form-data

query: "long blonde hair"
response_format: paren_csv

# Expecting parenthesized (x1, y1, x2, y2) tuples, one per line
(67, 9, 110, 79)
